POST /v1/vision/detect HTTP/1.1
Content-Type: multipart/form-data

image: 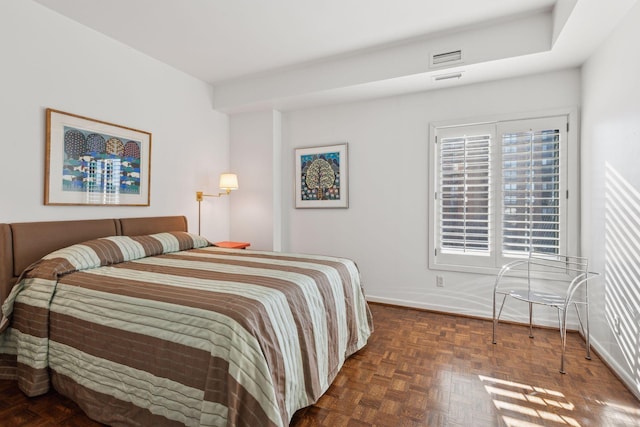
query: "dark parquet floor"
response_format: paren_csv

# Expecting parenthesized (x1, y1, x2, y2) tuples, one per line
(1, 303, 638, 426)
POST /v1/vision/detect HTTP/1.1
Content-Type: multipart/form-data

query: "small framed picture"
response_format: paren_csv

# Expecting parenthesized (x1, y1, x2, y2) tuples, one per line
(45, 108, 151, 206)
(295, 143, 348, 208)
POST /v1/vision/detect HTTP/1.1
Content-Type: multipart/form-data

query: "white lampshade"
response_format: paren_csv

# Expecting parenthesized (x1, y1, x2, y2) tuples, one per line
(219, 173, 239, 191)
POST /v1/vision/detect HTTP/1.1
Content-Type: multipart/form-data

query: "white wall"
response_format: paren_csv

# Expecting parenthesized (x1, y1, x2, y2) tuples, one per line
(225, 69, 581, 323)
(0, 0, 230, 240)
(229, 110, 282, 250)
(581, 1, 640, 398)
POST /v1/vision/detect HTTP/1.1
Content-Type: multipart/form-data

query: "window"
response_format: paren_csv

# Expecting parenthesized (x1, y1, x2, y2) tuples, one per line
(430, 115, 573, 272)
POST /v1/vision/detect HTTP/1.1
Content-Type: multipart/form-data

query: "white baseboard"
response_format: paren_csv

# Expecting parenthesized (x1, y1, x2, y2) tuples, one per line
(365, 295, 468, 316)
(589, 336, 640, 401)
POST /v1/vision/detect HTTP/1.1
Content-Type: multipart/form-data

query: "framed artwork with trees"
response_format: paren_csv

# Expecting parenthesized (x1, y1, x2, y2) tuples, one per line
(295, 143, 348, 208)
(45, 108, 151, 206)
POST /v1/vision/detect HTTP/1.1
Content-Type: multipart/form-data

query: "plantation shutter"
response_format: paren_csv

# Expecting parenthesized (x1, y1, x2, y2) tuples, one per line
(499, 117, 566, 256)
(438, 126, 492, 255)
(432, 115, 569, 271)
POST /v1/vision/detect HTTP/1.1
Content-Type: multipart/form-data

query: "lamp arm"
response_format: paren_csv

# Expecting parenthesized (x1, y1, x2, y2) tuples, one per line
(196, 189, 232, 202)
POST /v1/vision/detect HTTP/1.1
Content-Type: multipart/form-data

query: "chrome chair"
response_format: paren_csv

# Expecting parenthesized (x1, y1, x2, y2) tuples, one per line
(492, 252, 599, 373)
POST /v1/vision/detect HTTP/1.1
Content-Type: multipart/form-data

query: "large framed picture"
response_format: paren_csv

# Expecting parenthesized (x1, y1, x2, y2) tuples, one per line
(295, 143, 348, 208)
(45, 108, 151, 206)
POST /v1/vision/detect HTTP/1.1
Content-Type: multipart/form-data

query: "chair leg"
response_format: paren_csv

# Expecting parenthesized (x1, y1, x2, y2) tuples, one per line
(493, 294, 508, 344)
(492, 289, 497, 344)
(573, 303, 592, 361)
(585, 302, 592, 361)
(528, 302, 534, 338)
(560, 309, 568, 374)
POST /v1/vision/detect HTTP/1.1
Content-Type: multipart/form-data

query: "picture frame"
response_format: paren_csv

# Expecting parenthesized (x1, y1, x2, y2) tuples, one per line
(45, 108, 152, 206)
(295, 143, 348, 208)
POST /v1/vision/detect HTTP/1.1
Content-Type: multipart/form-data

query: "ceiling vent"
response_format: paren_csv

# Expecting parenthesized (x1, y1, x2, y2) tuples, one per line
(429, 49, 463, 68)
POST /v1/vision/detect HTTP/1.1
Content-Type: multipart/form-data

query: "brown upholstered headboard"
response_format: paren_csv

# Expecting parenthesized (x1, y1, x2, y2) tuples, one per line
(119, 215, 188, 236)
(0, 216, 188, 314)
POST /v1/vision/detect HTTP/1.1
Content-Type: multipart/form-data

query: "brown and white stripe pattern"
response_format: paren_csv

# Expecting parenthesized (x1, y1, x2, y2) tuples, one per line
(1, 239, 372, 427)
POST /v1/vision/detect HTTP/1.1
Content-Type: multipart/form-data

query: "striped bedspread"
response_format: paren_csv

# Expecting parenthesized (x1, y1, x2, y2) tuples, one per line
(0, 232, 373, 426)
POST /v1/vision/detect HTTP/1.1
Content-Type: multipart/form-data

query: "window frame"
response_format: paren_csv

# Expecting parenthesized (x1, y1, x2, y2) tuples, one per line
(428, 108, 579, 275)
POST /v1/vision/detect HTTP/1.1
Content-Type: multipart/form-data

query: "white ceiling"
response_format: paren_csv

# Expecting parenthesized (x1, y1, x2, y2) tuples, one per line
(33, 0, 637, 112)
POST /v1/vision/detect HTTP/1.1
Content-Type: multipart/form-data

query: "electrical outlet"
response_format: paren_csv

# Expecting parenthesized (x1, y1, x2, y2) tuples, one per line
(614, 316, 621, 335)
(436, 275, 444, 287)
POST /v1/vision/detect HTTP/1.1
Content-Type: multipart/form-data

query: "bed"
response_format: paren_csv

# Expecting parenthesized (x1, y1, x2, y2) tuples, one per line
(0, 216, 373, 426)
